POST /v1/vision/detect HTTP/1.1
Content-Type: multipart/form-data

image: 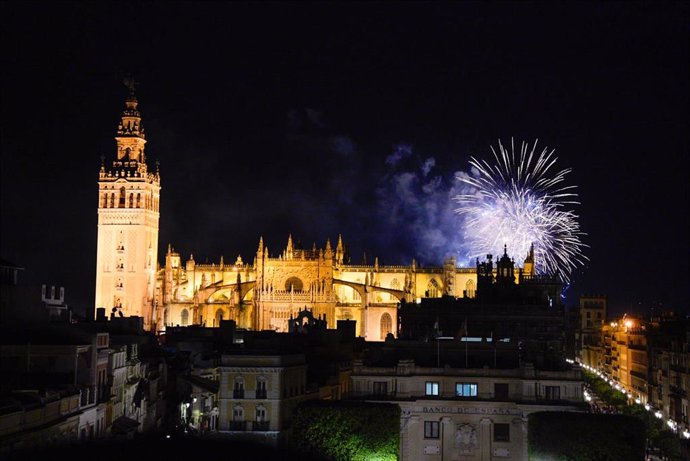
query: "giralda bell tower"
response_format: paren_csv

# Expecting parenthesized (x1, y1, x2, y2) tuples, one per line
(95, 79, 161, 330)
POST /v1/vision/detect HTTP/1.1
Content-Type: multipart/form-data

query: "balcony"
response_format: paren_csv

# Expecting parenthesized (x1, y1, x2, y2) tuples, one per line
(255, 389, 267, 399)
(233, 389, 244, 399)
(670, 385, 686, 398)
(253, 421, 270, 431)
(229, 421, 247, 431)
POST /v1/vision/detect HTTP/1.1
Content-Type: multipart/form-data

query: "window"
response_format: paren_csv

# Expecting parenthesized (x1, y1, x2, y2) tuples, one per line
(256, 379, 267, 399)
(494, 383, 509, 400)
(545, 386, 561, 400)
(425, 381, 439, 396)
(373, 381, 388, 396)
(456, 383, 478, 397)
(215, 309, 224, 327)
(494, 423, 510, 442)
(256, 406, 266, 422)
(424, 421, 440, 439)
(284, 276, 303, 292)
(234, 378, 245, 398)
(380, 313, 392, 340)
(180, 309, 189, 326)
(427, 279, 439, 298)
(465, 279, 475, 298)
(118, 187, 126, 208)
(233, 405, 244, 421)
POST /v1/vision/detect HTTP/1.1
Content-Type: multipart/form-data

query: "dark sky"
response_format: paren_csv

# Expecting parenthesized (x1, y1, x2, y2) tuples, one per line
(2, 2, 688, 318)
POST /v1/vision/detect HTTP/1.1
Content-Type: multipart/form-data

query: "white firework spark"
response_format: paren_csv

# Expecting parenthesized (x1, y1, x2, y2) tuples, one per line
(454, 138, 587, 281)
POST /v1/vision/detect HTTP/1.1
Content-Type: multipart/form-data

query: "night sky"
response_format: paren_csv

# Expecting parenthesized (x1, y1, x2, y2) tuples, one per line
(2, 2, 688, 318)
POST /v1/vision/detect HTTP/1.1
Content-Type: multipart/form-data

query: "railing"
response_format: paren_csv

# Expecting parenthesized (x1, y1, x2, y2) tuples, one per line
(233, 390, 244, 399)
(255, 389, 267, 399)
(229, 421, 246, 431)
(253, 421, 270, 431)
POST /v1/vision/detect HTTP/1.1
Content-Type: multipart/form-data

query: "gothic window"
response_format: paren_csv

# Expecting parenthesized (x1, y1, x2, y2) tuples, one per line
(102, 194, 108, 208)
(128, 193, 133, 208)
(118, 187, 126, 208)
(215, 309, 224, 327)
(354, 279, 362, 301)
(465, 279, 475, 298)
(380, 312, 392, 340)
(180, 309, 189, 326)
(390, 278, 399, 301)
(110, 193, 115, 208)
(136, 193, 141, 208)
(284, 276, 303, 292)
(427, 279, 439, 298)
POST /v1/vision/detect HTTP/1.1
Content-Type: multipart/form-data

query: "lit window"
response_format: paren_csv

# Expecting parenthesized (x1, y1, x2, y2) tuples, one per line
(494, 423, 510, 442)
(425, 381, 439, 396)
(456, 383, 478, 397)
(424, 421, 440, 439)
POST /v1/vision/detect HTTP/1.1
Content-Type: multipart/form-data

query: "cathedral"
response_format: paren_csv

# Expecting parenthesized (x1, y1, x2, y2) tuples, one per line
(95, 87, 535, 339)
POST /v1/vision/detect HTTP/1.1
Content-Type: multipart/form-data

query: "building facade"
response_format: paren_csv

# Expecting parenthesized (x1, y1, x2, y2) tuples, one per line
(351, 358, 584, 460)
(218, 353, 311, 445)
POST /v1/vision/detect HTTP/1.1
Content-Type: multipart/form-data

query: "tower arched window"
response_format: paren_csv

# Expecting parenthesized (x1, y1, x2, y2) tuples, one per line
(136, 193, 141, 208)
(128, 193, 133, 208)
(380, 312, 392, 340)
(180, 309, 189, 326)
(110, 193, 115, 208)
(118, 187, 126, 208)
(102, 193, 108, 208)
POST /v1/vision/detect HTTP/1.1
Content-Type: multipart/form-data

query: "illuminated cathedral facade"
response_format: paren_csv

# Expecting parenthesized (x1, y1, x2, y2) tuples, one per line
(95, 89, 535, 339)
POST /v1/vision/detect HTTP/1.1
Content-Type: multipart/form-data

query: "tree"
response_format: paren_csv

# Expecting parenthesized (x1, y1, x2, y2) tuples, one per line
(292, 401, 400, 461)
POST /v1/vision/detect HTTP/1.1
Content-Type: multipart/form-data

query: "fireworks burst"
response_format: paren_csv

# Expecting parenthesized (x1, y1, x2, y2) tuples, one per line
(454, 138, 587, 281)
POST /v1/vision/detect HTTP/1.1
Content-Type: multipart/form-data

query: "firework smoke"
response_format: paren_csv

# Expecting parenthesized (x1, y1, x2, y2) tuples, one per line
(454, 138, 587, 281)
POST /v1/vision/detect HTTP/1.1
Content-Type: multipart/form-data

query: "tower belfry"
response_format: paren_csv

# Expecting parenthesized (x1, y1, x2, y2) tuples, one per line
(94, 80, 161, 330)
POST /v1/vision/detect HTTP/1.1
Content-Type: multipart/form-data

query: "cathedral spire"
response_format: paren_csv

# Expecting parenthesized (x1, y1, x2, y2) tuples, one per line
(335, 234, 344, 264)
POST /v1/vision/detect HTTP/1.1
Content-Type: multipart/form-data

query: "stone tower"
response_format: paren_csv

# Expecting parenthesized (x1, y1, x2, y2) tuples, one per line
(95, 79, 161, 330)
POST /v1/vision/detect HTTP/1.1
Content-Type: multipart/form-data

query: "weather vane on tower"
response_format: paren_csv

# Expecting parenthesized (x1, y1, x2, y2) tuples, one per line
(123, 74, 139, 95)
